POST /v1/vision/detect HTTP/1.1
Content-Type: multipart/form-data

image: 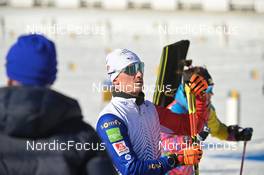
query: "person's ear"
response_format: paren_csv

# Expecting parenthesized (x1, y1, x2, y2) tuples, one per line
(7, 79, 20, 86)
(7, 79, 12, 86)
(112, 78, 119, 86)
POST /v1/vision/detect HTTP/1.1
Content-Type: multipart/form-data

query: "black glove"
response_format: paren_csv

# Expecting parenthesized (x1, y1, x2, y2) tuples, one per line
(197, 125, 210, 141)
(228, 125, 253, 141)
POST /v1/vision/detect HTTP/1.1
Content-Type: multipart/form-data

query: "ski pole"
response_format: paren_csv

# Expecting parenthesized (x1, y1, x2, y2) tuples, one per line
(185, 84, 199, 175)
(239, 141, 247, 175)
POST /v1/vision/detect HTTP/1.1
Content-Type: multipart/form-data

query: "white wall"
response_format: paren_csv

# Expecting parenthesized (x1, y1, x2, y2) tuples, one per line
(151, 0, 178, 11)
(9, 0, 34, 7)
(202, 0, 229, 12)
(54, 0, 80, 8)
(179, 0, 202, 9)
(255, 0, 264, 13)
(230, 0, 254, 10)
(130, 0, 151, 8)
(102, 0, 127, 10)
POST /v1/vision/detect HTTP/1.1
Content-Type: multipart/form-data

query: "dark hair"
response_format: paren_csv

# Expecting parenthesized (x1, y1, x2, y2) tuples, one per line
(183, 66, 214, 85)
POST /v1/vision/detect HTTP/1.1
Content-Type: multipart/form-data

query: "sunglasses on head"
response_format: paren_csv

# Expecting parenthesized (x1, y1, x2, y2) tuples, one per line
(121, 62, 144, 75)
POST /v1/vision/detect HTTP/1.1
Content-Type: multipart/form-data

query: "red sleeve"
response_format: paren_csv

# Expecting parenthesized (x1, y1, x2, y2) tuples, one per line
(195, 95, 210, 132)
(156, 105, 191, 135)
(156, 96, 209, 136)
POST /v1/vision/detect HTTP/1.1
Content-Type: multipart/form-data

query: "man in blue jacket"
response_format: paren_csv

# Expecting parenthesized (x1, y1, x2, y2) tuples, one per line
(96, 49, 210, 175)
(0, 34, 115, 175)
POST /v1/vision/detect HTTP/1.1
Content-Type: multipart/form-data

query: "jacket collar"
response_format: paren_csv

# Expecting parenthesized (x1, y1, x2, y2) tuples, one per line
(112, 91, 145, 106)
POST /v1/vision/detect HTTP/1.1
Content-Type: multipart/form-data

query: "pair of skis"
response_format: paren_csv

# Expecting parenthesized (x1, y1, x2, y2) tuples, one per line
(153, 40, 191, 107)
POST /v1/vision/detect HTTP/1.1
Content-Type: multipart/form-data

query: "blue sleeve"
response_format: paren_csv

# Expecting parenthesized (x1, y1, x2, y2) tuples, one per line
(170, 84, 188, 114)
(96, 114, 173, 175)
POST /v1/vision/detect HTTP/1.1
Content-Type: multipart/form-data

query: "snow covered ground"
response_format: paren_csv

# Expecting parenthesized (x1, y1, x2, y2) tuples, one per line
(0, 8, 264, 174)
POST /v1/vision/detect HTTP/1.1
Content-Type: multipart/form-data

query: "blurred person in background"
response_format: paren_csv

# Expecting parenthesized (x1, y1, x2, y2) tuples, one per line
(0, 34, 115, 175)
(96, 49, 210, 175)
(160, 66, 253, 175)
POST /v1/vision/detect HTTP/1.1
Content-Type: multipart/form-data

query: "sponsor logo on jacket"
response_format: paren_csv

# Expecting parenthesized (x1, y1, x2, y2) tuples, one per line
(101, 120, 121, 129)
(112, 141, 130, 156)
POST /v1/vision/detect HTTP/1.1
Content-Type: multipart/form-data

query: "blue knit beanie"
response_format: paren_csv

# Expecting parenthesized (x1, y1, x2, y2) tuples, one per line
(6, 34, 57, 86)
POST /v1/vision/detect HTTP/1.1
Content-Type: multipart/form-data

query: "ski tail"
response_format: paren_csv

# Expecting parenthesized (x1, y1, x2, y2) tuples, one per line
(153, 40, 190, 107)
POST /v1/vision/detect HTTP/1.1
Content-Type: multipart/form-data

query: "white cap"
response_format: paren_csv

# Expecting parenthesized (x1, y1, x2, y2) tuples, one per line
(106, 49, 141, 81)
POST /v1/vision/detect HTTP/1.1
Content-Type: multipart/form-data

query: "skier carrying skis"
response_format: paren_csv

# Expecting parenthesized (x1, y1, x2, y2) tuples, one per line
(160, 66, 253, 175)
(96, 49, 210, 175)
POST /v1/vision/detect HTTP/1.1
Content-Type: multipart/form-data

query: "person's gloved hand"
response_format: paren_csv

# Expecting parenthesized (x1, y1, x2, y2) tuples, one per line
(185, 74, 208, 96)
(197, 125, 210, 141)
(168, 146, 203, 166)
(227, 125, 253, 141)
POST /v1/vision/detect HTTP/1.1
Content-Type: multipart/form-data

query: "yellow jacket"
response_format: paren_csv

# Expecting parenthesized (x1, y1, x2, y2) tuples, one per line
(207, 105, 229, 140)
